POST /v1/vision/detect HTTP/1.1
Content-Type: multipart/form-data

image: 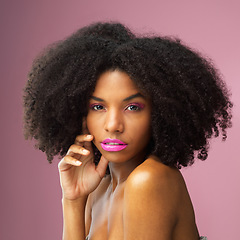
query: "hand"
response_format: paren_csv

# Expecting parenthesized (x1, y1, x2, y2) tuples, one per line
(58, 134, 109, 200)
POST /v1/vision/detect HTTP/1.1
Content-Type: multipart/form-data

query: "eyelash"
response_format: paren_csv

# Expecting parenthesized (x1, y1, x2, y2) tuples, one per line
(89, 103, 145, 112)
(125, 103, 145, 111)
(90, 104, 106, 111)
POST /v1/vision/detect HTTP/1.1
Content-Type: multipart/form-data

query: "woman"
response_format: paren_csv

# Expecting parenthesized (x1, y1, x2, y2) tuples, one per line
(23, 22, 232, 239)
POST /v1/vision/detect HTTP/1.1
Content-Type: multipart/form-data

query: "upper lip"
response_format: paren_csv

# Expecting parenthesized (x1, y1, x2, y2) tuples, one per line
(102, 138, 127, 145)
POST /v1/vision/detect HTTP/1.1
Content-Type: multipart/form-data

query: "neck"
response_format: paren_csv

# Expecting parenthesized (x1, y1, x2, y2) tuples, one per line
(108, 153, 146, 192)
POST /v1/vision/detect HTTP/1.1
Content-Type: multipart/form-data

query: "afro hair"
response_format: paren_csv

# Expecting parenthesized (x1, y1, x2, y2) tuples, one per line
(23, 22, 233, 169)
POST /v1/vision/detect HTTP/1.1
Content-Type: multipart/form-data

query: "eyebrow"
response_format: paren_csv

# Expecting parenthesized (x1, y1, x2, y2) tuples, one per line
(90, 93, 145, 102)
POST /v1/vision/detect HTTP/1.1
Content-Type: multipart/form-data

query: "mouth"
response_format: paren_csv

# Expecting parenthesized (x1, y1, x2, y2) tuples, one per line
(101, 138, 127, 152)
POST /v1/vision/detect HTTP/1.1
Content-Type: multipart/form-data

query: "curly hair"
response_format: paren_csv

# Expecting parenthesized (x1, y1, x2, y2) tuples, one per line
(23, 22, 233, 168)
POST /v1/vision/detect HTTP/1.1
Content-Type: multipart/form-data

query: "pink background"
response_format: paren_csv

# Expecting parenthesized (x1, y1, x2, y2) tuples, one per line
(1, 0, 239, 239)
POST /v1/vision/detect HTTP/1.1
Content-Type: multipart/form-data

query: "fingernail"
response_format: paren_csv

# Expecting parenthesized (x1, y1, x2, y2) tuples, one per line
(82, 149, 89, 154)
(86, 135, 92, 139)
(76, 161, 82, 166)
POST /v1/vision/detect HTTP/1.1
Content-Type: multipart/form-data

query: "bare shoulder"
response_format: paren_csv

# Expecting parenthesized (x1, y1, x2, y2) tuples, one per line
(123, 156, 199, 239)
(123, 156, 189, 239)
(126, 155, 186, 196)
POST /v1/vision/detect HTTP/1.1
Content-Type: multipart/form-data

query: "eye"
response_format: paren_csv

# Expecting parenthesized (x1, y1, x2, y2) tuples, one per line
(125, 103, 145, 111)
(126, 105, 140, 111)
(90, 104, 106, 111)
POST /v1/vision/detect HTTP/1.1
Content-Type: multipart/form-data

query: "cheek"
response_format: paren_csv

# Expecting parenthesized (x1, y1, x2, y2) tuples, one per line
(86, 114, 94, 134)
(86, 114, 104, 138)
(128, 116, 151, 140)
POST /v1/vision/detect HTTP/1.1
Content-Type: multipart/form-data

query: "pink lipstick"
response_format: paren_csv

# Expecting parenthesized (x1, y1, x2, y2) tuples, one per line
(101, 138, 127, 152)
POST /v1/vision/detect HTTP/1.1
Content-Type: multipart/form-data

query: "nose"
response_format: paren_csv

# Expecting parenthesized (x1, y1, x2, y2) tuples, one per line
(104, 109, 124, 133)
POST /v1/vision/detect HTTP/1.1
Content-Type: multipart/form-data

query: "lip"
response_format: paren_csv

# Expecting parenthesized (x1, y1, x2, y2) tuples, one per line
(101, 138, 127, 152)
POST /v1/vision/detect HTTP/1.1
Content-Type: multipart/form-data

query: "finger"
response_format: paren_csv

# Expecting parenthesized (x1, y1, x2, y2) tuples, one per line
(75, 134, 94, 151)
(64, 155, 82, 166)
(96, 156, 109, 178)
(67, 144, 90, 156)
(58, 156, 82, 171)
(75, 134, 93, 145)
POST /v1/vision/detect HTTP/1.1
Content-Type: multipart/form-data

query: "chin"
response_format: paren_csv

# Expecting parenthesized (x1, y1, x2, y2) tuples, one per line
(102, 150, 146, 165)
(101, 151, 130, 163)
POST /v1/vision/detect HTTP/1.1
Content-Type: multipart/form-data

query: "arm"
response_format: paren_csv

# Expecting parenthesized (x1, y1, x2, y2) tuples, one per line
(62, 187, 93, 240)
(62, 197, 88, 240)
(58, 134, 108, 240)
(123, 165, 180, 240)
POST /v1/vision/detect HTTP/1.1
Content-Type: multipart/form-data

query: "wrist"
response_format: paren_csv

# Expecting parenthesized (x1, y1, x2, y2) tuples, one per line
(62, 196, 88, 206)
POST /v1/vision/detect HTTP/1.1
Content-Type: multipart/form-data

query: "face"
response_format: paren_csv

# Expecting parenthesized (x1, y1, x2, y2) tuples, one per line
(86, 70, 151, 164)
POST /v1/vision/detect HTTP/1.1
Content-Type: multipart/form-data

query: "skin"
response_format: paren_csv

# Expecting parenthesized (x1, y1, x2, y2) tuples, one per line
(58, 70, 200, 240)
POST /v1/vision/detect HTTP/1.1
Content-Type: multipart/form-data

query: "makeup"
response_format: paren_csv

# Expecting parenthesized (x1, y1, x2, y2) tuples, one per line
(101, 138, 127, 152)
(125, 102, 145, 111)
(89, 103, 105, 111)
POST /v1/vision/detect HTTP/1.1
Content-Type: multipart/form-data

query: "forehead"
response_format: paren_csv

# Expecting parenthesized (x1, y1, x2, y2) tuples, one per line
(93, 70, 139, 96)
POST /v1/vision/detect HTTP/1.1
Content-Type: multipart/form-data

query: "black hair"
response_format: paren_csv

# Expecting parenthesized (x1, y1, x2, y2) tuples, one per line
(23, 22, 232, 168)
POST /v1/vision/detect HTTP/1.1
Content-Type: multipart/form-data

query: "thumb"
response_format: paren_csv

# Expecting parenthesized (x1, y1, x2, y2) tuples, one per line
(96, 156, 109, 178)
